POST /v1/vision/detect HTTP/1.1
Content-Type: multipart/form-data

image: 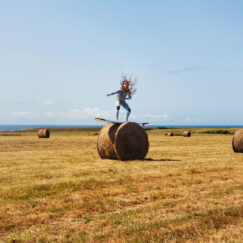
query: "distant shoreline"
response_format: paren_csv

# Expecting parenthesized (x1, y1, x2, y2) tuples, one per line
(0, 125, 102, 132)
(0, 124, 243, 132)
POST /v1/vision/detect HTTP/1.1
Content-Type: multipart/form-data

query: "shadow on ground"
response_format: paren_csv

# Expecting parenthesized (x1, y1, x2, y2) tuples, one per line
(144, 158, 181, 162)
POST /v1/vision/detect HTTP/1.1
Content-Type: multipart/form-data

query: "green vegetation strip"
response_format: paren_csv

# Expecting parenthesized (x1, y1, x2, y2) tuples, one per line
(199, 130, 233, 134)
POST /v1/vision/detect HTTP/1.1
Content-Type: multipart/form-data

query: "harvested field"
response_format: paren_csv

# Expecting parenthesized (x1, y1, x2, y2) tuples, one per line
(0, 127, 243, 242)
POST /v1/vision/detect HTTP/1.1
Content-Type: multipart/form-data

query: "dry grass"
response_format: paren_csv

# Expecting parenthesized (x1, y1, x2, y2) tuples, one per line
(0, 127, 243, 242)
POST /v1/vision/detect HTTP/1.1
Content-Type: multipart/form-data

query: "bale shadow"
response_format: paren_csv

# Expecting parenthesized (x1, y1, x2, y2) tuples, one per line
(143, 158, 181, 162)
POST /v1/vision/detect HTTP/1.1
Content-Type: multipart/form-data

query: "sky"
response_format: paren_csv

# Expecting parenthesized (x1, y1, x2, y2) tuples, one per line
(0, 0, 243, 125)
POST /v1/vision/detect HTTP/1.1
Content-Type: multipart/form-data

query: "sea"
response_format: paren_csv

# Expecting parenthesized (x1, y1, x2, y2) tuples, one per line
(0, 125, 101, 131)
(0, 124, 243, 131)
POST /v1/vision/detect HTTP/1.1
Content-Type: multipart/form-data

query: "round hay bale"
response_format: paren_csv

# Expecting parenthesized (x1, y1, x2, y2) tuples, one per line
(97, 122, 149, 161)
(97, 124, 119, 159)
(183, 131, 191, 137)
(38, 129, 50, 138)
(115, 122, 149, 160)
(232, 129, 243, 153)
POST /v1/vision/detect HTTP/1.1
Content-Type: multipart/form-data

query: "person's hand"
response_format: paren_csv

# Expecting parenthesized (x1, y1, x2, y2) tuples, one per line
(106, 94, 110, 96)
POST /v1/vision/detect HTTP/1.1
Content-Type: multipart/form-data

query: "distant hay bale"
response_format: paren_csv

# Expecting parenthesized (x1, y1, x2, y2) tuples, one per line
(183, 131, 191, 137)
(232, 129, 243, 153)
(38, 129, 50, 138)
(97, 122, 149, 161)
(165, 133, 174, 136)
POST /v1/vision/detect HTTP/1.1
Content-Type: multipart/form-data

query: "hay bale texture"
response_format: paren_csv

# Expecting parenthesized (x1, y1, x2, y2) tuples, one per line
(232, 129, 243, 153)
(97, 122, 149, 161)
(38, 129, 50, 138)
(183, 131, 191, 137)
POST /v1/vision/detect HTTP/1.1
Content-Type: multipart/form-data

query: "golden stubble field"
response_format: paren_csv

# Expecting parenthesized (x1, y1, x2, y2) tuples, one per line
(0, 127, 243, 242)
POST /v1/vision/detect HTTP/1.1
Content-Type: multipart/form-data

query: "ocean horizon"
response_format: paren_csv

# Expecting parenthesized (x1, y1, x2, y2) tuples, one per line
(0, 124, 243, 131)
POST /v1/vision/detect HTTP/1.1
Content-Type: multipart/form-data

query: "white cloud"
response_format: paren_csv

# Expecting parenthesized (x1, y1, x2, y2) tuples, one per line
(43, 107, 115, 120)
(57, 110, 84, 119)
(43, 110, 82, 119)
(38, 99, 72, 106)
(45, 112, 54, 118)
(9, 111, 38, 119)
(83, 107, 114, 119)
(38, 100, 57, 106)
(2, 106, 137, 124)
(166, 66, 203, 75)
(143, 113, 169, 120)
(185, 117, 200, 122)
(82, 107, 136, 120)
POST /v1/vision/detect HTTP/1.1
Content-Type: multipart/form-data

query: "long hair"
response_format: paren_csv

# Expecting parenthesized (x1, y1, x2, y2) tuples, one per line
(120, 74, 137, 95)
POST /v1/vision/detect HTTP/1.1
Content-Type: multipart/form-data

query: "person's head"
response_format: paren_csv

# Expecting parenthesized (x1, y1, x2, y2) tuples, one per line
(121, 80, 129, 91)
(120, 73, 137, 95)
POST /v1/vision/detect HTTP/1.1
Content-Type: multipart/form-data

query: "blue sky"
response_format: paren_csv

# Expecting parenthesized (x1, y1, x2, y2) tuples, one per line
(0, 0, 243, 125)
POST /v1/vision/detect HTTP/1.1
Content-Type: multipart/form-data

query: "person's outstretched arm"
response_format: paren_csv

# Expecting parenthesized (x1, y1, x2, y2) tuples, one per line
(106, 90, 119, 96)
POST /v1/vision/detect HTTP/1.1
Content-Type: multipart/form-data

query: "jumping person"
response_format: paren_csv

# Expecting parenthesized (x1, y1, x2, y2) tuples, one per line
(106, 75, 137, 122)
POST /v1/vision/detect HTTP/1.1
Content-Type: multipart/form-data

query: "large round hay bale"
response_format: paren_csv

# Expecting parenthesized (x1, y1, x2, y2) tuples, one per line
(115, 122, 149, 160)
(232, 129, 243, 153)
(38, 129, 50, 138)
(183, 131, 191, 137)
(97, 122, 149, 161)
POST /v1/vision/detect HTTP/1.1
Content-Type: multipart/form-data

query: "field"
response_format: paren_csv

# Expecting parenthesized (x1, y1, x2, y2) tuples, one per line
(0, 127, 243, 242)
